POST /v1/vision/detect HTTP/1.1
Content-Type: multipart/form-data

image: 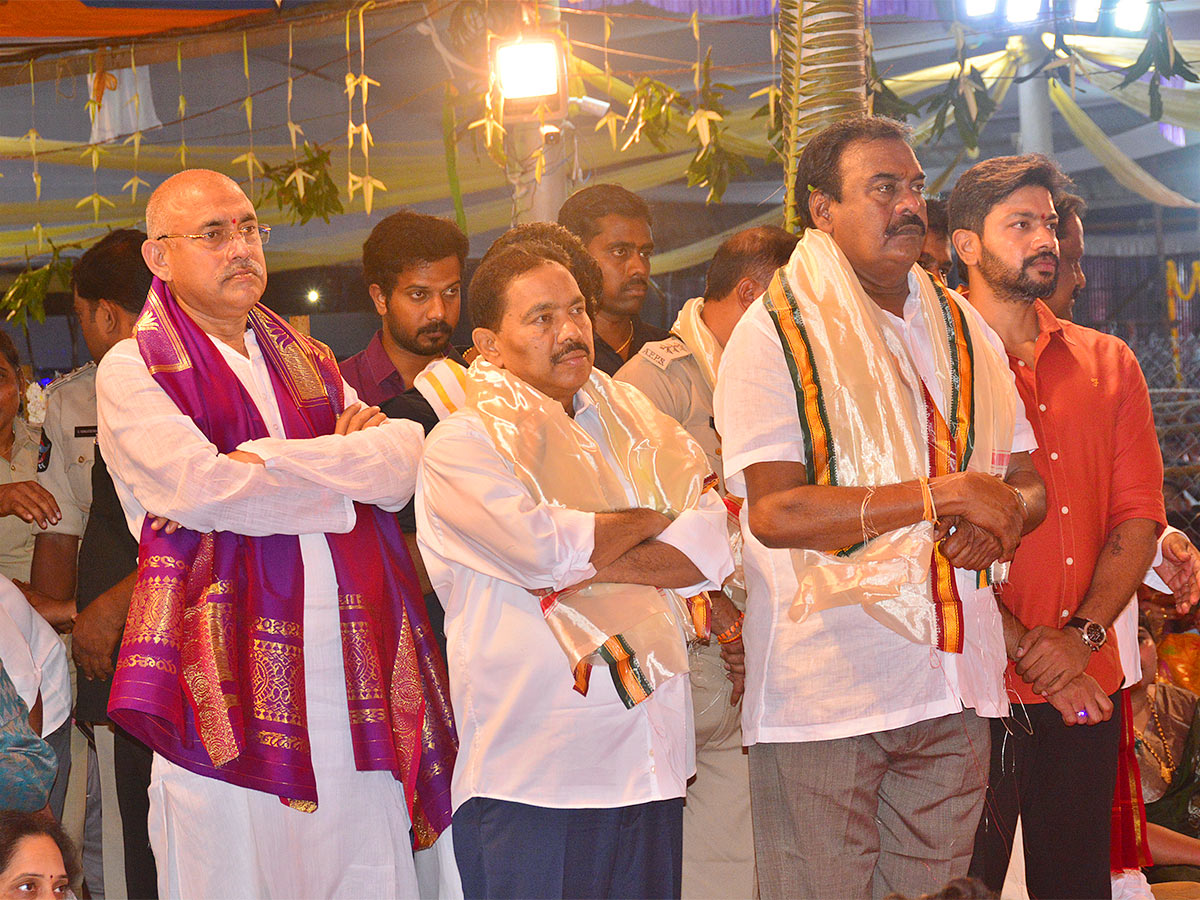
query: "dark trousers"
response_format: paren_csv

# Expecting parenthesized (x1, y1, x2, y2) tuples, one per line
(113, 725, 158, 899)
(969, 693, 1122, 899)
(453, 797, 684, 900)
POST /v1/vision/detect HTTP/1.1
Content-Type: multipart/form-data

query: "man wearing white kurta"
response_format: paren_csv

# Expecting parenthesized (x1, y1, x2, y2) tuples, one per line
(98, 170, 454, 899)
(713, 117, 1047, 899)
(417, 241, 732, 899)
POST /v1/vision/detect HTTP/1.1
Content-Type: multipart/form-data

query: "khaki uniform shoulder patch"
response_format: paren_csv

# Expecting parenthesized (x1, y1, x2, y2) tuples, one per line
(637, 337, 691, 372)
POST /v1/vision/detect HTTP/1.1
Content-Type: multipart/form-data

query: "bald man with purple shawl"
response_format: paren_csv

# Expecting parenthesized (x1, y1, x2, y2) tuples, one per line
(97, 170, 456, 899)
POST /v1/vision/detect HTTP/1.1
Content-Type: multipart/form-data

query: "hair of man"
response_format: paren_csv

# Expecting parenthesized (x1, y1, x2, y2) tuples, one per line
(469, 241, 574, 332)
(72, 229, 153, 317)
(362, 210, 469, 296)
(0, 810, 80, 885)
(925, 197, 949, 239)
(1055, 192, 1088, 223)
(947, 153, 1073, 238)
(794, 115, 913, 231)
(557, 183, 652, 245)
(483, 222, 605, 318)
(703, 225, 799, 303)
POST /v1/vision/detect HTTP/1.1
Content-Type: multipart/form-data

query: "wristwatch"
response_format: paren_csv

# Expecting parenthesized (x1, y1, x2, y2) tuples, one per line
(1065, 616, 1107, 652)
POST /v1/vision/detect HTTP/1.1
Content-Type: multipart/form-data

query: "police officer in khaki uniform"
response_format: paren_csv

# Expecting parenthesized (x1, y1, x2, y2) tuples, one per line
(34, 360, 97, 595)
(617, 225, 797, 900)
(31, 229, 158, 898)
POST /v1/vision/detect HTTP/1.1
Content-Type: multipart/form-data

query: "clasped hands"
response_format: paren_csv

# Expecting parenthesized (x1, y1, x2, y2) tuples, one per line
(931, 471, 1026, 571)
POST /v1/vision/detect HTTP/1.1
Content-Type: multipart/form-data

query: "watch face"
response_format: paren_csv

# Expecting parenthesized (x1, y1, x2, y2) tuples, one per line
(1084, 621, 1106, 647)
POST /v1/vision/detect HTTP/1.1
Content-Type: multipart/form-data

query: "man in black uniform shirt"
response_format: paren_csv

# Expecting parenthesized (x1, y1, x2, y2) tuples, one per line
(558, 184, 669, 374)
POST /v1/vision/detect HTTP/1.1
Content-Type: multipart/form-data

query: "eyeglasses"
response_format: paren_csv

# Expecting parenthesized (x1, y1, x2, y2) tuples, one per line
(156, 223, 271, 250)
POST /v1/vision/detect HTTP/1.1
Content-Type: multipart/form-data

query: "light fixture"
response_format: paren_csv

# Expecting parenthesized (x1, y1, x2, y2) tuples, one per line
(1073, 0, 1101, 22)
(489, 33, 567, 123)
(1113, 0, 1149, 31)
(305, 289, 320, 304)
(963, 0, 997, 15)
(496, 39, 559, 101)
(1005, 0, 1041, 23)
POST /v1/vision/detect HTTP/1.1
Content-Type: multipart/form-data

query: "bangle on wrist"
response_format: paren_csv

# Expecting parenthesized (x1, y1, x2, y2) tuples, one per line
(1010, 484, 1029, 523)
(716, 611, 745, 644)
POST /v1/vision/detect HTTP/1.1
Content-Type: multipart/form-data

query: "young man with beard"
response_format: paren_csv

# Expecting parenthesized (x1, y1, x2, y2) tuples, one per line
(341, 210, 468, 410)
(950, 155, 1167, 898)
(714, 116, 1046, 898)
(559, 184, 669, 374)
(416, 241, 732, 898)
(341, 211, 469, 654)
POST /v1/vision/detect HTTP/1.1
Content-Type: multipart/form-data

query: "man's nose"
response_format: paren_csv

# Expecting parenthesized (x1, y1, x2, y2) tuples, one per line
(558, 315, 584, 342)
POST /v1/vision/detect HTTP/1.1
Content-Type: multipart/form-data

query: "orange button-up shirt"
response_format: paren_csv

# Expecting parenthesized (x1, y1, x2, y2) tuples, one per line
(1000, 301, 1165, 704)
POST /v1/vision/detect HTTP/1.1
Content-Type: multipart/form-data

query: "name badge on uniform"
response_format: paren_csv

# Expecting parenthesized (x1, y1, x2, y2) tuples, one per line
(75, 426, 98, 438)
(37, 430, 51, 472)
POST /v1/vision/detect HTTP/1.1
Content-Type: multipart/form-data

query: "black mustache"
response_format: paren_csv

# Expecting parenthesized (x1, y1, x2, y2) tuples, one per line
(552, 341, 590, 363)
(417, 322, 452, 337)
(887, 216, 926, 237)
(1025, 252, 1058, 268)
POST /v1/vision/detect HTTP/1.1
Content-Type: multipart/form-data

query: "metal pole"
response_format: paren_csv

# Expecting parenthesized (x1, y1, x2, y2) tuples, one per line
(1017, 34, 1053, 157)
(508, 0, 566, 225)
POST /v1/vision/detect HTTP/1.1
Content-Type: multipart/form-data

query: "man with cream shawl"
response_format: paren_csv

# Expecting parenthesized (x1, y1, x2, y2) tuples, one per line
(416, 240, 733, 900)
(97, 170, 457, 899)
(713, 117, 1046, 899)
(616, 224, 797, 900)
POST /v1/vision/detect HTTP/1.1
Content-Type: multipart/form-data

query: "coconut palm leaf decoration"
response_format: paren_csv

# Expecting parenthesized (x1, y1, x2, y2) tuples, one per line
(778, 0, 868, 232)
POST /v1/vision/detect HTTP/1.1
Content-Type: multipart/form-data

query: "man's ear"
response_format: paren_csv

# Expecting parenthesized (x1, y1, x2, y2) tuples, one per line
(951, 228, 981, 268)
(367, 283, 389, 317)
(809, 190, 834, 234)
(95, 298, 119, 338)
(141, 239, 171, 281)
(472, 327, 501, 365)
(736, 276, 762, 309)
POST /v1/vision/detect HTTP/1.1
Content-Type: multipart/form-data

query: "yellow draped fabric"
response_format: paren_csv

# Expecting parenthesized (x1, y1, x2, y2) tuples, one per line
(1048, 77, 1199, 209)
(768, 230, 1016, 646)
(1040, 34, 1200, 133)
(464, 358, 714, 704)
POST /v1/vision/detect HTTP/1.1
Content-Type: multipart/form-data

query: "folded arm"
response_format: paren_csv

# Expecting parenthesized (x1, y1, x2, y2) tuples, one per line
(236, 382, 424, 512)
(97, 342, 356, 536)
(417, 418, 598, 592)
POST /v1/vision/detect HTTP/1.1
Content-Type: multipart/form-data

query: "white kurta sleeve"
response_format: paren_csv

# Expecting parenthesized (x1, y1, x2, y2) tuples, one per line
(97, 341, 356, 537)
(654, 489, 735, 594)
(236, 378, 423, 512)
(416, 414, 597, 592)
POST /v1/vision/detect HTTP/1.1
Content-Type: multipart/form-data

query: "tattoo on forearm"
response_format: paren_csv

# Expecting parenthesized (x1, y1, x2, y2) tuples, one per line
(1108, 531, 1124, 557)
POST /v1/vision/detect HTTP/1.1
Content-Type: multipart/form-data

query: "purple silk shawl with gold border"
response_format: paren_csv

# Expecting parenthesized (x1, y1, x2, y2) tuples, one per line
(107, 277, 455, 848)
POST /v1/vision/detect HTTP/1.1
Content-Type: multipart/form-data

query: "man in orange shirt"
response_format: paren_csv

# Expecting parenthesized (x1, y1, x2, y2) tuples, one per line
(951, 154, 1167, 898)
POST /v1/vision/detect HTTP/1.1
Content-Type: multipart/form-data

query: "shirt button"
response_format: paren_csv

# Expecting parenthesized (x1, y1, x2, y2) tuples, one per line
(1061, 610, 1070, 619)
(650, 765, 656, 774)
(1050, 452, 1059, 460)
(1061, 506, 1069, 514)
(1039, 404, 1047, 412)
(77, 456, 85, 464)
(1066, 557, 1074, 566)
(1017, 360, 1026, 367)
